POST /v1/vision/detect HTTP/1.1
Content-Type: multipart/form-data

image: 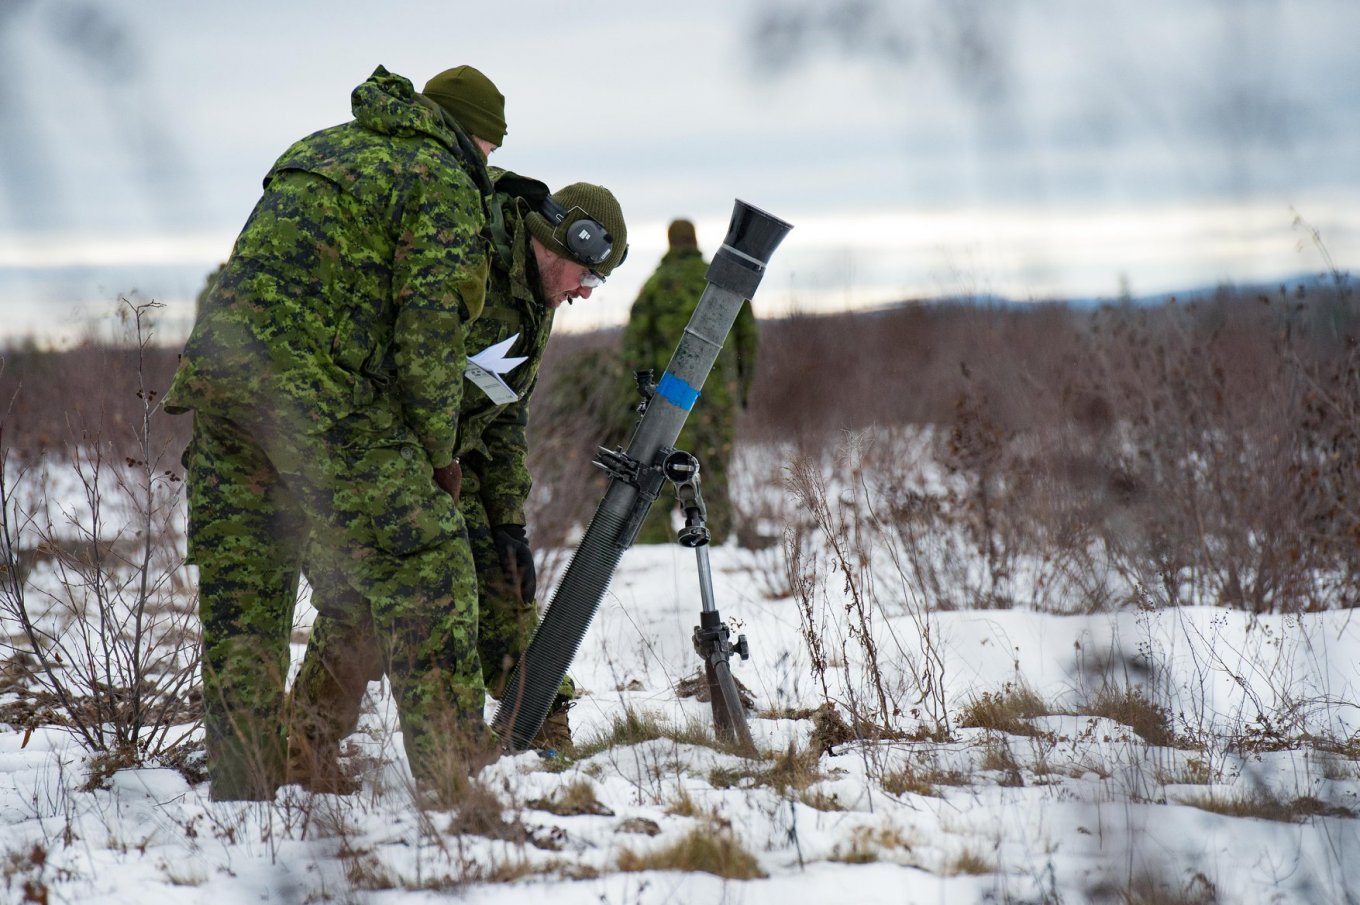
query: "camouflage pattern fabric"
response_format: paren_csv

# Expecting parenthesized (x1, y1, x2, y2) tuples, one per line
(187, 412, 482, 798)
(165, 65, 490, 469)
(165, 65, 493, 799)
(292, 177, 570, 765)
(622, 246, 757, 544)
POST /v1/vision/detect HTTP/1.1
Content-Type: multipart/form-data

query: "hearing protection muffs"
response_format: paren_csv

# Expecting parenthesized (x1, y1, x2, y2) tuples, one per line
(540, 195, 618, 269)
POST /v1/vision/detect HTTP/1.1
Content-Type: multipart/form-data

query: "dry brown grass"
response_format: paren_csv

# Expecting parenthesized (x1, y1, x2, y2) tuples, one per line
(708, 741, 824, 794)
(616, 826, 766, 880)
(1179, 788, 1355, 822)
(664, 787, 702, 818)
(339, 843, 399, 891)
(1154, 757, 1214, 787)
(798, 787, 846, 811)
(552, 710, 734, 776)
(945, 846, 994, 876)
(980, 737, 1025, 787)
(442, 779, 524, 841)
(1082, 686, 1177, 747)
(526, 778, 613, 817)
(958, 683, 1053, 737)
(881, 761, 969, 798)
(564, 708, 668, 763)
(1089, 870, 1220, 905)
(828, 825, 914, 864)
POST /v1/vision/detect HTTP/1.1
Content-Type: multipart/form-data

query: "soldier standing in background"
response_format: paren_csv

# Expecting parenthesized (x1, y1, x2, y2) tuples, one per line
(623, 219, 757, 545)
(164, 64, 505, 802)
(288, 172, 629, 786)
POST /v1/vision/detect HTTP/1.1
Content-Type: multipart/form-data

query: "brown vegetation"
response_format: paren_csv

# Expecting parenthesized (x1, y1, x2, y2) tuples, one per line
(615, 825, 766, 880)
(1178, 788, 1355, 822)
(1081, 686, 1177, 748)
(3, 281, 1357, 613)
(958, 684, 1053, 737)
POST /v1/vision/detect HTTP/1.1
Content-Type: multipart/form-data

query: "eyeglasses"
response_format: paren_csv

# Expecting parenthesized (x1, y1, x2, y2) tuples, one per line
(579, 270, 606, 289)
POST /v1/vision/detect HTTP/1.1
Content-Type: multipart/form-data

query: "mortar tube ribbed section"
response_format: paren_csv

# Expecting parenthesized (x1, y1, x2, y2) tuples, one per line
(492, 505, 629, 750)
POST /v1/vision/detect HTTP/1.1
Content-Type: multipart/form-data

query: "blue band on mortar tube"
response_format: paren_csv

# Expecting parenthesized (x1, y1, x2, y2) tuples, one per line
(657, 372, 701, 411)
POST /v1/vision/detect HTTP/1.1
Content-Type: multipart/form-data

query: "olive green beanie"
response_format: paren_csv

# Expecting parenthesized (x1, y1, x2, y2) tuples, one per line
(667, 218, 698, 250)
(526, 183, 629, 277)
(421, 65, 507, 145)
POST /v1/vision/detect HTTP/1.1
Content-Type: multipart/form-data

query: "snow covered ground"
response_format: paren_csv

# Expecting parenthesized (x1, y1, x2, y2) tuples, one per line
(3, 532, 1359, 904)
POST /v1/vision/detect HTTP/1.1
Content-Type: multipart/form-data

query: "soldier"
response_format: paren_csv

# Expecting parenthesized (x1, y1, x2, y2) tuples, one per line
(623, 219, 757, 545)
(164, 64, 506, 802)
(288, 172, 629, 790)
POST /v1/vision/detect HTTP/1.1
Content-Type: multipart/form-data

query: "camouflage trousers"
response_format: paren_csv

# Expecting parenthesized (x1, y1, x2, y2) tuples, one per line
(184, 412, 482, 800)
(290, 465, 571, 769)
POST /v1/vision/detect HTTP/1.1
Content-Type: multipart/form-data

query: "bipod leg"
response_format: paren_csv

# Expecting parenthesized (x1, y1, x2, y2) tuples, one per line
(693, 605, 755, 755)
(708, 650, 755, 754)
(703, 657, 736, 741)
(670, 450, 757, 756)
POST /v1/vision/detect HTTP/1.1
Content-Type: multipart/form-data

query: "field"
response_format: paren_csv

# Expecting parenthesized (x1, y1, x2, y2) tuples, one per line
(1, 286, 1358, 903)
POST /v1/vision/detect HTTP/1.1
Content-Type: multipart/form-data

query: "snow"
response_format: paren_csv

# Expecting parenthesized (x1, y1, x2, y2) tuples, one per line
(3, 496, 1360, 903)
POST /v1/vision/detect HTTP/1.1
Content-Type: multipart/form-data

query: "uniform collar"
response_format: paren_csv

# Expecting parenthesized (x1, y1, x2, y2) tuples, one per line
(510, 204, 548, 315)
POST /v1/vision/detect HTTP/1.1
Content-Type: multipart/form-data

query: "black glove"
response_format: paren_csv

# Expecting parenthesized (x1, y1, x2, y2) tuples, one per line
(492, 524, 536, 602)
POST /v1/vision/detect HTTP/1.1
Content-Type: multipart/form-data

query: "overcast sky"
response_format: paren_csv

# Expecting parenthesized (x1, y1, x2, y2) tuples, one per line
(1, 0, 1357, 345)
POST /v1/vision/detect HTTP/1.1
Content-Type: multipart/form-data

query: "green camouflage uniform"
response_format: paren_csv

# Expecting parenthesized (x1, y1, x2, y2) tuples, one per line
(290, 170, 571, 767)
(164, 66, 492, 800)
(623, 246, 757, 544)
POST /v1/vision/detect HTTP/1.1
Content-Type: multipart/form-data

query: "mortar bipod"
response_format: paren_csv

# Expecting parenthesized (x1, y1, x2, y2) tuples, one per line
(661, 450, 756, 755)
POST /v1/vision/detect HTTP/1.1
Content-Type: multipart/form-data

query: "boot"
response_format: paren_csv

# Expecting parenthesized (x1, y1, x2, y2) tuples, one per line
(532, 694, 574, 753)
(286, 735, 360, 795)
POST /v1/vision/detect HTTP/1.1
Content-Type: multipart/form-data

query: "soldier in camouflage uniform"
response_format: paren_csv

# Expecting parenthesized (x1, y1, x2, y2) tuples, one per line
(623, 219, 757, 545)
(289, 173, 629, 783)
(164, 64, 506, 801)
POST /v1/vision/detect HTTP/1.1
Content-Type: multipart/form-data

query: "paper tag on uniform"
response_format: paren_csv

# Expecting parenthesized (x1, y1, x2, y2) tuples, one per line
(465, 362, 520, 404)
(465, 334, 527, 404)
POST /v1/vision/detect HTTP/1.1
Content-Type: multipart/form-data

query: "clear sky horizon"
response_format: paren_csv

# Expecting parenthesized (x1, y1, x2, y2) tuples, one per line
(1, 0, 1357, 346)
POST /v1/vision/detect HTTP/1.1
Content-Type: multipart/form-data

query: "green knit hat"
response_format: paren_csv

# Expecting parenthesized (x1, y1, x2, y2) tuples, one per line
(421, 65, 506, 145)
(526, 183, 629, 277)
(667, 218, 698, 250)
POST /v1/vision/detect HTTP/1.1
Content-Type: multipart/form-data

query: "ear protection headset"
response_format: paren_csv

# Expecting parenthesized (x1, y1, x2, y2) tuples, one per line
(540, 195, 623, 269)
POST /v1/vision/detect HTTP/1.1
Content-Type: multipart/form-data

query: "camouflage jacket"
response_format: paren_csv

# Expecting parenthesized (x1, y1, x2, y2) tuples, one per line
(457, 173, 555, 526)
(622, 246, 757, 424)
(164, 65, 492, 470)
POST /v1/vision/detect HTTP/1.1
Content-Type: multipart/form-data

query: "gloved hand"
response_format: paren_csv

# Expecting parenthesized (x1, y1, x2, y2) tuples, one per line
(492, 523, 536, 602)
(432, 459, 462, 503)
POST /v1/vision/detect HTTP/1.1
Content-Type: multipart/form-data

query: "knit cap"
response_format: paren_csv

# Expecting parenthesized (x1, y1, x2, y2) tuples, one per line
(525, 183, 629, 277)
(667, 218, 698, 249)
(421, 65, 506, 145)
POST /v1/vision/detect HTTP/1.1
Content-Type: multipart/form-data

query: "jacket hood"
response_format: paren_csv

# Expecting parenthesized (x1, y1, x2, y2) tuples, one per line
(350, 65, 456, 151)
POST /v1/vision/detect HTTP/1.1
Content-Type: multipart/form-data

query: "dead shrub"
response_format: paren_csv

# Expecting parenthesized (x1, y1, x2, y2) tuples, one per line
(1, 301, 199, 771)
(754, 285, 1360, 615)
